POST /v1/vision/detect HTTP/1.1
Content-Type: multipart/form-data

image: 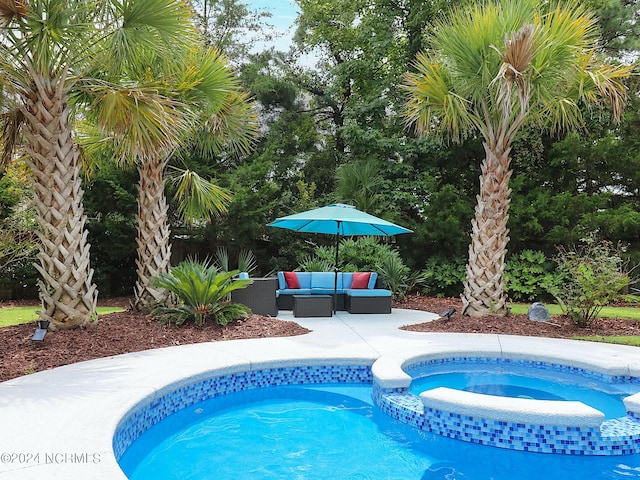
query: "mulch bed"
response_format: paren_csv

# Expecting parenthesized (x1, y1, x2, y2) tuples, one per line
(397, 295, 640, 338)
(1, 295, 639, 383)
(0, 297, 310, 383)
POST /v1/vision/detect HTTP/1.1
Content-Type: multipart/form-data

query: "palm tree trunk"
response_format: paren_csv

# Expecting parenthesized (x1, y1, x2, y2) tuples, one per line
(461, 142, 512, 317)
(22, 77, 98, 329)
(134, 157, 172, 310)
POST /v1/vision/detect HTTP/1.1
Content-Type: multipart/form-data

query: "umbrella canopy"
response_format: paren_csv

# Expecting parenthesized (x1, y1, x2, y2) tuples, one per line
(267, 203, 412, 236)
(267, 204, 412, 312)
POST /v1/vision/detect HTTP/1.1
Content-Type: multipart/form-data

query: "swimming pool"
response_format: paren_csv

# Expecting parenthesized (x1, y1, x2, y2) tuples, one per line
(118, 382, 640, 480)
(8, 310, 640, 480)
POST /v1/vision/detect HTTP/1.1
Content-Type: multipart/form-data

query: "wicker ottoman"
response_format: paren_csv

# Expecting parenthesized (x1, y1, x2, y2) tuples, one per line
(293, 295, 333, 317)
(345, 292, 392, 314)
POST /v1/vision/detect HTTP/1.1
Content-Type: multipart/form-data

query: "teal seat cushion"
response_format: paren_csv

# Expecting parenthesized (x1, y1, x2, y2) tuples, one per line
(278, 288, 312, 295)
(346, 289, 391, 297)
(309, 288, 346, 295)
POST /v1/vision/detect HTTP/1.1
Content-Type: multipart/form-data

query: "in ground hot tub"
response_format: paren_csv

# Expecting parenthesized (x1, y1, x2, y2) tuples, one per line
(372, 355, 640, 455)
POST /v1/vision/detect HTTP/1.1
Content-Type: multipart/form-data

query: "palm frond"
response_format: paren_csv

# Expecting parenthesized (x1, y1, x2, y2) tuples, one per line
(168, 166, 232, 225)
(0, 107, 24, 168)
(404, 0, 631, 143)
(491, 23, 534, 120)
(0, 0, 27, 24)
(83, 82, 189, 162)
(404, 53, 476, 142)
(214, 247, 230, 272)
(179, 47, 235, 111)
(237, 249, 258, 275)
(108, 0, 196, 73)
(201, 89, 259, 157)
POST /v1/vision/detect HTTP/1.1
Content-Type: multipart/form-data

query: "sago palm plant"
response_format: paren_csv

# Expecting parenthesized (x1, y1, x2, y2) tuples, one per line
(150, 259, 251, 326)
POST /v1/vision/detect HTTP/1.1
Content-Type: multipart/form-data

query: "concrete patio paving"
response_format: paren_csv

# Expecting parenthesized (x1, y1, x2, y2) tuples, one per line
(2, 308, 640, 479)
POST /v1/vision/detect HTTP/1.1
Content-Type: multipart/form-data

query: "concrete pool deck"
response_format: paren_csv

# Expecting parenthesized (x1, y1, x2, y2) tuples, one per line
(2, 308, 640, 479)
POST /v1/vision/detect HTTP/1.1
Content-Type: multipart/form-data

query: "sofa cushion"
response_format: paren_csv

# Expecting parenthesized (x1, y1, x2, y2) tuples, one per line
(309, 288, 345, 295)
(310, 272, 336, 289)
(283, 271, 300, 289)
(346, 288, 392, 297)
(351, 272, 371, 289)
(278, 288, 312, 295)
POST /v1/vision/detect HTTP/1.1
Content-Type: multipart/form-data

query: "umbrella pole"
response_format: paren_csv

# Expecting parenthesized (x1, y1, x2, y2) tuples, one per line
(333, 229, 340, 313)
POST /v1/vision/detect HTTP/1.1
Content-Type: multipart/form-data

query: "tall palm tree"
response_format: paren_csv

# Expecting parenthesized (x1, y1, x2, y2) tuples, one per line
(0, 0, 195, 328)
(81, 46, 257, 309)
(404, 0, 632, 317)
(132, 53, 257, 310)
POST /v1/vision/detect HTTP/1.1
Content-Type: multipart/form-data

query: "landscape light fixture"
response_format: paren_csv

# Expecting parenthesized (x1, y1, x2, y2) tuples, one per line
(439, 307, 456, 320)
(32, 320, 50, 342)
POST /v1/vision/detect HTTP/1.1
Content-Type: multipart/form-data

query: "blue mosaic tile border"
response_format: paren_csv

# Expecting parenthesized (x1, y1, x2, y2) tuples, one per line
(405, 357, 640, 385)
(113, 364, 372, 460)
(374, 357, 640, 456)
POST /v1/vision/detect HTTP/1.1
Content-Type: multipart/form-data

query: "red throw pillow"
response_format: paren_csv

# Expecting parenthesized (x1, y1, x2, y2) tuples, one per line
(351, 272, 371, 289)
(283, 271, 300, 289)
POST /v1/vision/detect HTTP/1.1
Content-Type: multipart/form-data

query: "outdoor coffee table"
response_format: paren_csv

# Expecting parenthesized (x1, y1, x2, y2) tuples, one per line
(293, 295, 333, 318)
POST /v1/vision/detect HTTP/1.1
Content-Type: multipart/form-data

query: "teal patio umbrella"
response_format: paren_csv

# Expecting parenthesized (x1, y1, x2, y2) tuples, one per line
(267, 204, 412, 311)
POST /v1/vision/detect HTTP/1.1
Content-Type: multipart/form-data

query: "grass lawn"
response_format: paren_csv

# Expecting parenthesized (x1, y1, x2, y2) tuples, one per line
(509, 303, 640, 320)
(0, 306, 125, 327)
(572, 335, 640, 346)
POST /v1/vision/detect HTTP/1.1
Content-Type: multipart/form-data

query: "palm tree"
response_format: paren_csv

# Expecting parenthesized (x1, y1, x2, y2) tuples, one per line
(404, 0, 631, 317)
(335, 159, 385, 214)
(135, 48, 257, 310)
(81, 46, 257, 310)
(0, 0, 195, 328)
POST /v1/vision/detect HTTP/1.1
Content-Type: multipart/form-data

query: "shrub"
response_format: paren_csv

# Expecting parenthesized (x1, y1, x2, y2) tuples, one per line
(505, 250, 560, 302)
(421, 256, 466, 297)
(301, 237, 401, 272)
(214, 247, 258, 276)
(328, 237, 398, 272)
(297, 254, 333, 272)
(378, 254, 427, 300)
(548, 235, 637, 327)
(150, 259, 251, 326)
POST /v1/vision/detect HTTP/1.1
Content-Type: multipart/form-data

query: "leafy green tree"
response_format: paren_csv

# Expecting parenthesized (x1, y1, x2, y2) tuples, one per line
(83, 163, 138, 296)
(404, 0, 631, 317)
(0, 165, 37, 274)
(0, 0, 196, 328)
(192, 0, 273, 61)
(583, 0, 640, 55)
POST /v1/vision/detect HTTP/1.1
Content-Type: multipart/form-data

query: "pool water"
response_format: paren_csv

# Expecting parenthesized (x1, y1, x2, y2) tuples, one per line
(119, 384, 640, 480)
(409, 363, 639, 420)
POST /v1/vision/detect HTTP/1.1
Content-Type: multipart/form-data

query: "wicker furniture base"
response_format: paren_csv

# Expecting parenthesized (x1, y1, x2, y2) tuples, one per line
(345, 295, 391, 314)
(231, 278, 278, 316)
(293, 295, 333, 317)
(278, 294, 344, 311)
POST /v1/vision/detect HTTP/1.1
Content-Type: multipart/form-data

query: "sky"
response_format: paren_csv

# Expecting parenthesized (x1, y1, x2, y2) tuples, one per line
(248, 0, 299, 52)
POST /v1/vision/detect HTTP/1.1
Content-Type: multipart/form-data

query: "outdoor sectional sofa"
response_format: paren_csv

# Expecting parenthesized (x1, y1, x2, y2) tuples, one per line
(276, 271, 392, 314)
